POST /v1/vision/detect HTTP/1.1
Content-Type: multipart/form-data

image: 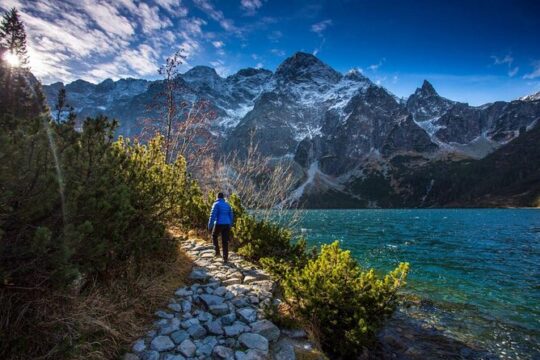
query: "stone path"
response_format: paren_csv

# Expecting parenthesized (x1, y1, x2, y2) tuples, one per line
(124, 238, 319, 360)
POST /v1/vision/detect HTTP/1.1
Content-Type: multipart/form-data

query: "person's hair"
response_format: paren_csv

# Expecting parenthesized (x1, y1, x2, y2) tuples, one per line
(217, 192, 224, 199)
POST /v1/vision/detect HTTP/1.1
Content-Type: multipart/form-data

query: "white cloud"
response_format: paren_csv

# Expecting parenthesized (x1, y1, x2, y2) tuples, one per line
(255, 62, 263, 69)
(193, 0, 239, 33)
(241, 0, 263, 15)
(368, 58, 386, 71)
(121, 44, 160, 75)
(212, 40, 224, 48)
(508, 66, 519, 77)
(82, 0, 135, 39)
(491, 54, 513, 66)
(137, 3, 173, 33)
(154, 0, 188, 15)
(491, 53, 520, 78)
(523, 61, 540, 79)
(267, 30, 282, 42)
(270, 48, 285, 57)
(311, 19, 332, 36)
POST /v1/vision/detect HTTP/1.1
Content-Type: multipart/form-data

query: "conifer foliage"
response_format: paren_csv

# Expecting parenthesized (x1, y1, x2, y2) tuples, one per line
(0, 8, 208, 357)
(0, 8, 29, 67)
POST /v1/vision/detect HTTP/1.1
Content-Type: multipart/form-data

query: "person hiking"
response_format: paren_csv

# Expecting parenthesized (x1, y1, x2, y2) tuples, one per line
(208, 192, 234, 263)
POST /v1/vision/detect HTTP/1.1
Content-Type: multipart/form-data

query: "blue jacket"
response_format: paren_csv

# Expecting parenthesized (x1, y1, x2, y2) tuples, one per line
(208, 198, 234, 230)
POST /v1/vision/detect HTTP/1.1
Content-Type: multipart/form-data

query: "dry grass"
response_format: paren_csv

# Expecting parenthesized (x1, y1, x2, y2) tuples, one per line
(0, 235, 193, 360)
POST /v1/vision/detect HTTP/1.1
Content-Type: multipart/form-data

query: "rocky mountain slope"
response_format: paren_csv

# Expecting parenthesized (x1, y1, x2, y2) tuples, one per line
(42, 52, 540, 207)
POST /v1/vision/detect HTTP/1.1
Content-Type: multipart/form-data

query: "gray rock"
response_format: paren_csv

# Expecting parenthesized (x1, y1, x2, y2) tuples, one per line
(235, 349, 268, 360)
(123, 353, 139, 360)
(199, 294, 225, 307)
(175, 288, 193, 297)
(187, 323, 207, 339)
(197, 311, 213, 322)
(209, 303, 230, 316)
(170, 330, 189, 344)
(214, 286, 228, 297)
(213, 345, 235, 359)
(206, 320, 224, 335)
(224, 324, 245, 337)
(250, 320, 280, 342)
(181, 317, 200, 329)
(162, 354, 186, 360)
(237, 308, 257, 323)
(155, 310, 174, 319)
(189, 268, 210, 281)
(272, 339, 296, 360)
(196, 336, 218, 356)
(231, 297, 249, 308)
(132, 339, 146, 353)
(178, 339, 197, 357)
(160, 318, 181, 335)
(180, 300, 192, 313)
(140, 350, 159, 360)
(168, 303, 182, 312)
(238, 333, 269, 352)
(223, 278, 242, 286)
(220, 312, 236, 326)
(150, 335, 175, 352)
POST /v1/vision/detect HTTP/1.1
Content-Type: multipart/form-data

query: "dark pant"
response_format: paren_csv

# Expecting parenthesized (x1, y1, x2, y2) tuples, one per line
(212, 224, 230, 262)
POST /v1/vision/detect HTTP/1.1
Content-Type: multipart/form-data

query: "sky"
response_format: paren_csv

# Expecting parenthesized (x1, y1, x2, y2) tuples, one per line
(2, 0, 540, 105)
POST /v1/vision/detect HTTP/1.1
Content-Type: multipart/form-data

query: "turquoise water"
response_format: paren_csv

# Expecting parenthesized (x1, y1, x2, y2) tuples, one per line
(289, 209, 540, 359)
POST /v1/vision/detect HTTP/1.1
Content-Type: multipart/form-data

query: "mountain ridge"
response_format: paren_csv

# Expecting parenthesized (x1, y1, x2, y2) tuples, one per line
(42, 52, 540, 208)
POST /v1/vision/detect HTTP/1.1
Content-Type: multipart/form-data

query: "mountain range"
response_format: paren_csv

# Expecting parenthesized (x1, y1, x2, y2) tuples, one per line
(42, 52, 540, 208)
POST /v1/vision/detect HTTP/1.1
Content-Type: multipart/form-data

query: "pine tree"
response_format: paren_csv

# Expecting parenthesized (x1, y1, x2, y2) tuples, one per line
(54, 88, 75, 124)
(0, 8, 29, 68)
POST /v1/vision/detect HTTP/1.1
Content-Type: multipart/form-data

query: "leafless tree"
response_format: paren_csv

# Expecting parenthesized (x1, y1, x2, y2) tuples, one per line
(138, 49, 217, 166)
(202, 134, 304, 227)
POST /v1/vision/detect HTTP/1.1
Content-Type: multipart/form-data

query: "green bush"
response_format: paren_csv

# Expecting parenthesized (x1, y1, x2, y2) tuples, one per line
(283, 241, 409, 357)
(0, 113, 199, 289)
(226, 195, 309, 270)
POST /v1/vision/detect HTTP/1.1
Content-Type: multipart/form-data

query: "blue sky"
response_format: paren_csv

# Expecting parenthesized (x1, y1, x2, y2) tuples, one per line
(2, 0, 540, 105)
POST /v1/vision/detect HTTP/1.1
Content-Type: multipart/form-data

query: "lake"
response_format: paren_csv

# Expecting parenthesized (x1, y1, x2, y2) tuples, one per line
(289, 209, 539, 359)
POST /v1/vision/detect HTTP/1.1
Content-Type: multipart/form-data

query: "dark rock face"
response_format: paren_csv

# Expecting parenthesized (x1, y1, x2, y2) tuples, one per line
(406, 80, 455, 121)
(42, 52, 540, 207)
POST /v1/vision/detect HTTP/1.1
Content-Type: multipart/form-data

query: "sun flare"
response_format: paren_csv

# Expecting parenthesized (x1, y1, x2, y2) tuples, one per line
(4, 52, 20, 67)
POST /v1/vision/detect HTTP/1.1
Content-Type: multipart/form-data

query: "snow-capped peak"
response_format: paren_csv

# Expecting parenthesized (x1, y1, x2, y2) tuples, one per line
(275, 52, 342, 84)
(519, 91, 540, 102)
